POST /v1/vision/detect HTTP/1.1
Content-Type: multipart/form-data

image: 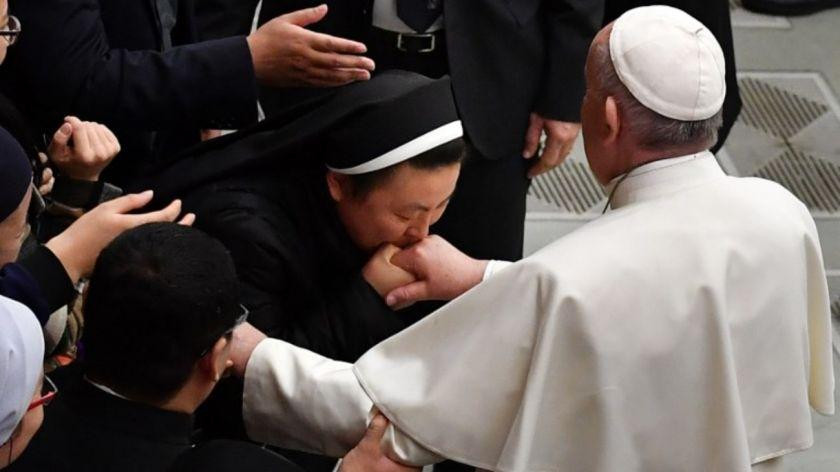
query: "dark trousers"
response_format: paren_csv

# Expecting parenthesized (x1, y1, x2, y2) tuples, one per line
(367, 27, 530, 263)
(433, 146, 530, 262)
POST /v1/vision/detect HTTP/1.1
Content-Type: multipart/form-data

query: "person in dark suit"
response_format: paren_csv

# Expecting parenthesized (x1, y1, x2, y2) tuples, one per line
(602, 0, 742, 153)
(0, 0, 376, 186)
(197, 0, 604, 264)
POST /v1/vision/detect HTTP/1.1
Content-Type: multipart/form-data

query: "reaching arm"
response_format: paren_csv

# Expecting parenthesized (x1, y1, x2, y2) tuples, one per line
(7, 0, 258, 130)
(239, 335, 443, 465)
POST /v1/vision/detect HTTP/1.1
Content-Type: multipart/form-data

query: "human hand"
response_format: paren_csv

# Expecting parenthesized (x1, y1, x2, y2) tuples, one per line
(229, 321, 268, 377)
(200, 129, 223, 141)
(37, 152, 54, 195)
(522, 113, 580, 178)
(48, 117, 120, 182)
(44, 191, 194, 283)
(247, 4, 375, 88)
(384, 235, 487, 309)
(363, 244, 417, 300)
(340, 415, 421, 472)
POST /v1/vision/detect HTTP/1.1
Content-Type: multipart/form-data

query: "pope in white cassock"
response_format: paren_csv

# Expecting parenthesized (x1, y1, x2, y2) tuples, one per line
(230, 6, 835, 472)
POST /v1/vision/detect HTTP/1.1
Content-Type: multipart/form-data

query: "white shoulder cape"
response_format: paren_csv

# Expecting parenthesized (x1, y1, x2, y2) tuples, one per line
(352, 153, 834, 471)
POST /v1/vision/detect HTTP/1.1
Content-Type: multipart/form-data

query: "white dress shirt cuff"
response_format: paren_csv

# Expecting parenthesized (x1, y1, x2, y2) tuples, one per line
(482, 260, 514, 282)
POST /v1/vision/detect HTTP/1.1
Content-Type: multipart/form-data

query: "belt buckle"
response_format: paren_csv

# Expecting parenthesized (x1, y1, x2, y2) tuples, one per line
(396, 32, 436, 53)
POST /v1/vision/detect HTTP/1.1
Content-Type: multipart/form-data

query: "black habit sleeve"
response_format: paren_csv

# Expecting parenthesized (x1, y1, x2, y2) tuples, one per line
(194, 189, 407, 363)
(1, 245, 75, 326)
(4, 0, 258, 131)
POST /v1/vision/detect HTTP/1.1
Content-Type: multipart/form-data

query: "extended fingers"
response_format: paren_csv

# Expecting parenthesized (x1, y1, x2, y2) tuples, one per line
(278, 4, 329, 28)
(385, 281, 429, 308)
(305, 66, 371, 87)
(132, 199, 183, 226)
(308, 49, 375, 71)
(528, 138, 562, 178)
(522, 114, 544, 159)
(101, 190, 155, 213)
(309, 30, 368, 55)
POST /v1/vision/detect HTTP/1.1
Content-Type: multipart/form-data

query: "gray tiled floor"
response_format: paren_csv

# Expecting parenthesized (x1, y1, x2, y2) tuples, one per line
(524, 4, 840, 470)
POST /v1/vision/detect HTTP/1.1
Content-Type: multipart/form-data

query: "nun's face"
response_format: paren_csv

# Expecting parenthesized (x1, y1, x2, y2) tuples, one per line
(0, 187, 30, 266)
(329, 162, 460, 252)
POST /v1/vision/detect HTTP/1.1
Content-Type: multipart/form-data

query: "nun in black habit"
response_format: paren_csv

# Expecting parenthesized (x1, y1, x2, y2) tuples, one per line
(142, 71, 465, 364)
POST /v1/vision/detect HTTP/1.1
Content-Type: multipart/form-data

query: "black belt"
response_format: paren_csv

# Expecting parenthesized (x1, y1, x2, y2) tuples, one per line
(369, 27, 445, 54)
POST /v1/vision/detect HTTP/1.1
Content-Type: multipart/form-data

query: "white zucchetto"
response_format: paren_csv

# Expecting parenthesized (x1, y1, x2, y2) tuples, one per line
(0, 296, 43, 445)
(610, 5, 726, 121)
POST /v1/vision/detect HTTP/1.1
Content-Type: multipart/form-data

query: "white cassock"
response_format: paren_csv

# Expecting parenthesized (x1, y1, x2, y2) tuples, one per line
(243, 152, 835, 472)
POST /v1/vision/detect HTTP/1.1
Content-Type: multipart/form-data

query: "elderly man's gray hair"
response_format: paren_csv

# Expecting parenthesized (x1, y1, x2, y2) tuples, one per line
(591, 39, 723, 150)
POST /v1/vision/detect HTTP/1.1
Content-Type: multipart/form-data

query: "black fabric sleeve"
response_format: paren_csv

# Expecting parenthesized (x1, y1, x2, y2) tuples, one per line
(196, 192, 406, 363)
(1, 245, 75, 325)
(534, 0, 604, 122)
(7, 0, 258, 131)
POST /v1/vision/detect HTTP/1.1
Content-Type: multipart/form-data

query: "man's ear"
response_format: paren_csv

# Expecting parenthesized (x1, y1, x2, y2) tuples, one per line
(203, 336, 232, 382)
(604, 96, 620, 143)
(326, 171, 347, 203)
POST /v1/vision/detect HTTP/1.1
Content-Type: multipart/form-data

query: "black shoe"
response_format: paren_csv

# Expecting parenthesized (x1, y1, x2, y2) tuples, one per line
(741, 0, 840, 15)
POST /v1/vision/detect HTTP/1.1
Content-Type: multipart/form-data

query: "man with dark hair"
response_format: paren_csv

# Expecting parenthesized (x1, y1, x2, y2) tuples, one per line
(8, 223, 250, 472)
(9, 222, 416, 472)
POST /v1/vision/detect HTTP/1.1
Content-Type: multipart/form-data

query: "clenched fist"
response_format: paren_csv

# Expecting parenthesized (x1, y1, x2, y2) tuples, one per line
(48, 116, 120, 182)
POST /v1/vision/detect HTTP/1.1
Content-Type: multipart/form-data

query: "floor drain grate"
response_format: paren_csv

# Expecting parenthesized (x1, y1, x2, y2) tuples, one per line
(739, 77, 829, 139)
(529, 160, 604, 214)
(755, 147, 840, 212)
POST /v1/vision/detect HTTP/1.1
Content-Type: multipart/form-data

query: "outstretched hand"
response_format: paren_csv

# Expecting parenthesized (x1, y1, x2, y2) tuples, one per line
(45, 191, 193, 283)
(247, 4, 375, 88)
(340, 414, 421, 472)
(385, 235, 487, 309)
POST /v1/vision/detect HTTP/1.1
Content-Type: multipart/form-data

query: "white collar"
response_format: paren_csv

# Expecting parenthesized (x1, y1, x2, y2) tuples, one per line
(85, 376, 130, 401)
(605, 151, 725, 211)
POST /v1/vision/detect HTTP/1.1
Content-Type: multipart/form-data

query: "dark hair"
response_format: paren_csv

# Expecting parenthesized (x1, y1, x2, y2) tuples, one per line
(83, 223, 240, 404)
(346, 137, 466, 198)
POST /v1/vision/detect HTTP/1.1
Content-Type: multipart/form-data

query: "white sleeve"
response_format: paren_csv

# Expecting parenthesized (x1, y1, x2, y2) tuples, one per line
(481, 260, 514, 282)
(242, 338, 444, 465)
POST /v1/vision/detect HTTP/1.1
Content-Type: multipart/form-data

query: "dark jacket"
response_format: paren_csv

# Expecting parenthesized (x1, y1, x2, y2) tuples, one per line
(0, 246, 75, 326)
(185, 169, 409, 362)
(198, 0, 603, 160)
(1, 0, 259, 185)
(9, 365, 196, 472)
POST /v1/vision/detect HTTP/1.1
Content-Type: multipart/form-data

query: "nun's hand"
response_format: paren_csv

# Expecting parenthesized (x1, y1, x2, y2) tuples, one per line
(247, 4, 375, 88)
(44, 191, 193, 284)
(385, 235, 487, 309)
(48, 117, 120, 182)
(363, 244, 418, 302)
(340, 415, 421, 472)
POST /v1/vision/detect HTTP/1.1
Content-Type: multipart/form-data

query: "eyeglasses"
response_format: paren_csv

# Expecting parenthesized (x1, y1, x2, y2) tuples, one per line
(27, 375, 57, 411)
(197, 304, 250, 358)
(0, 16, 21, 45)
